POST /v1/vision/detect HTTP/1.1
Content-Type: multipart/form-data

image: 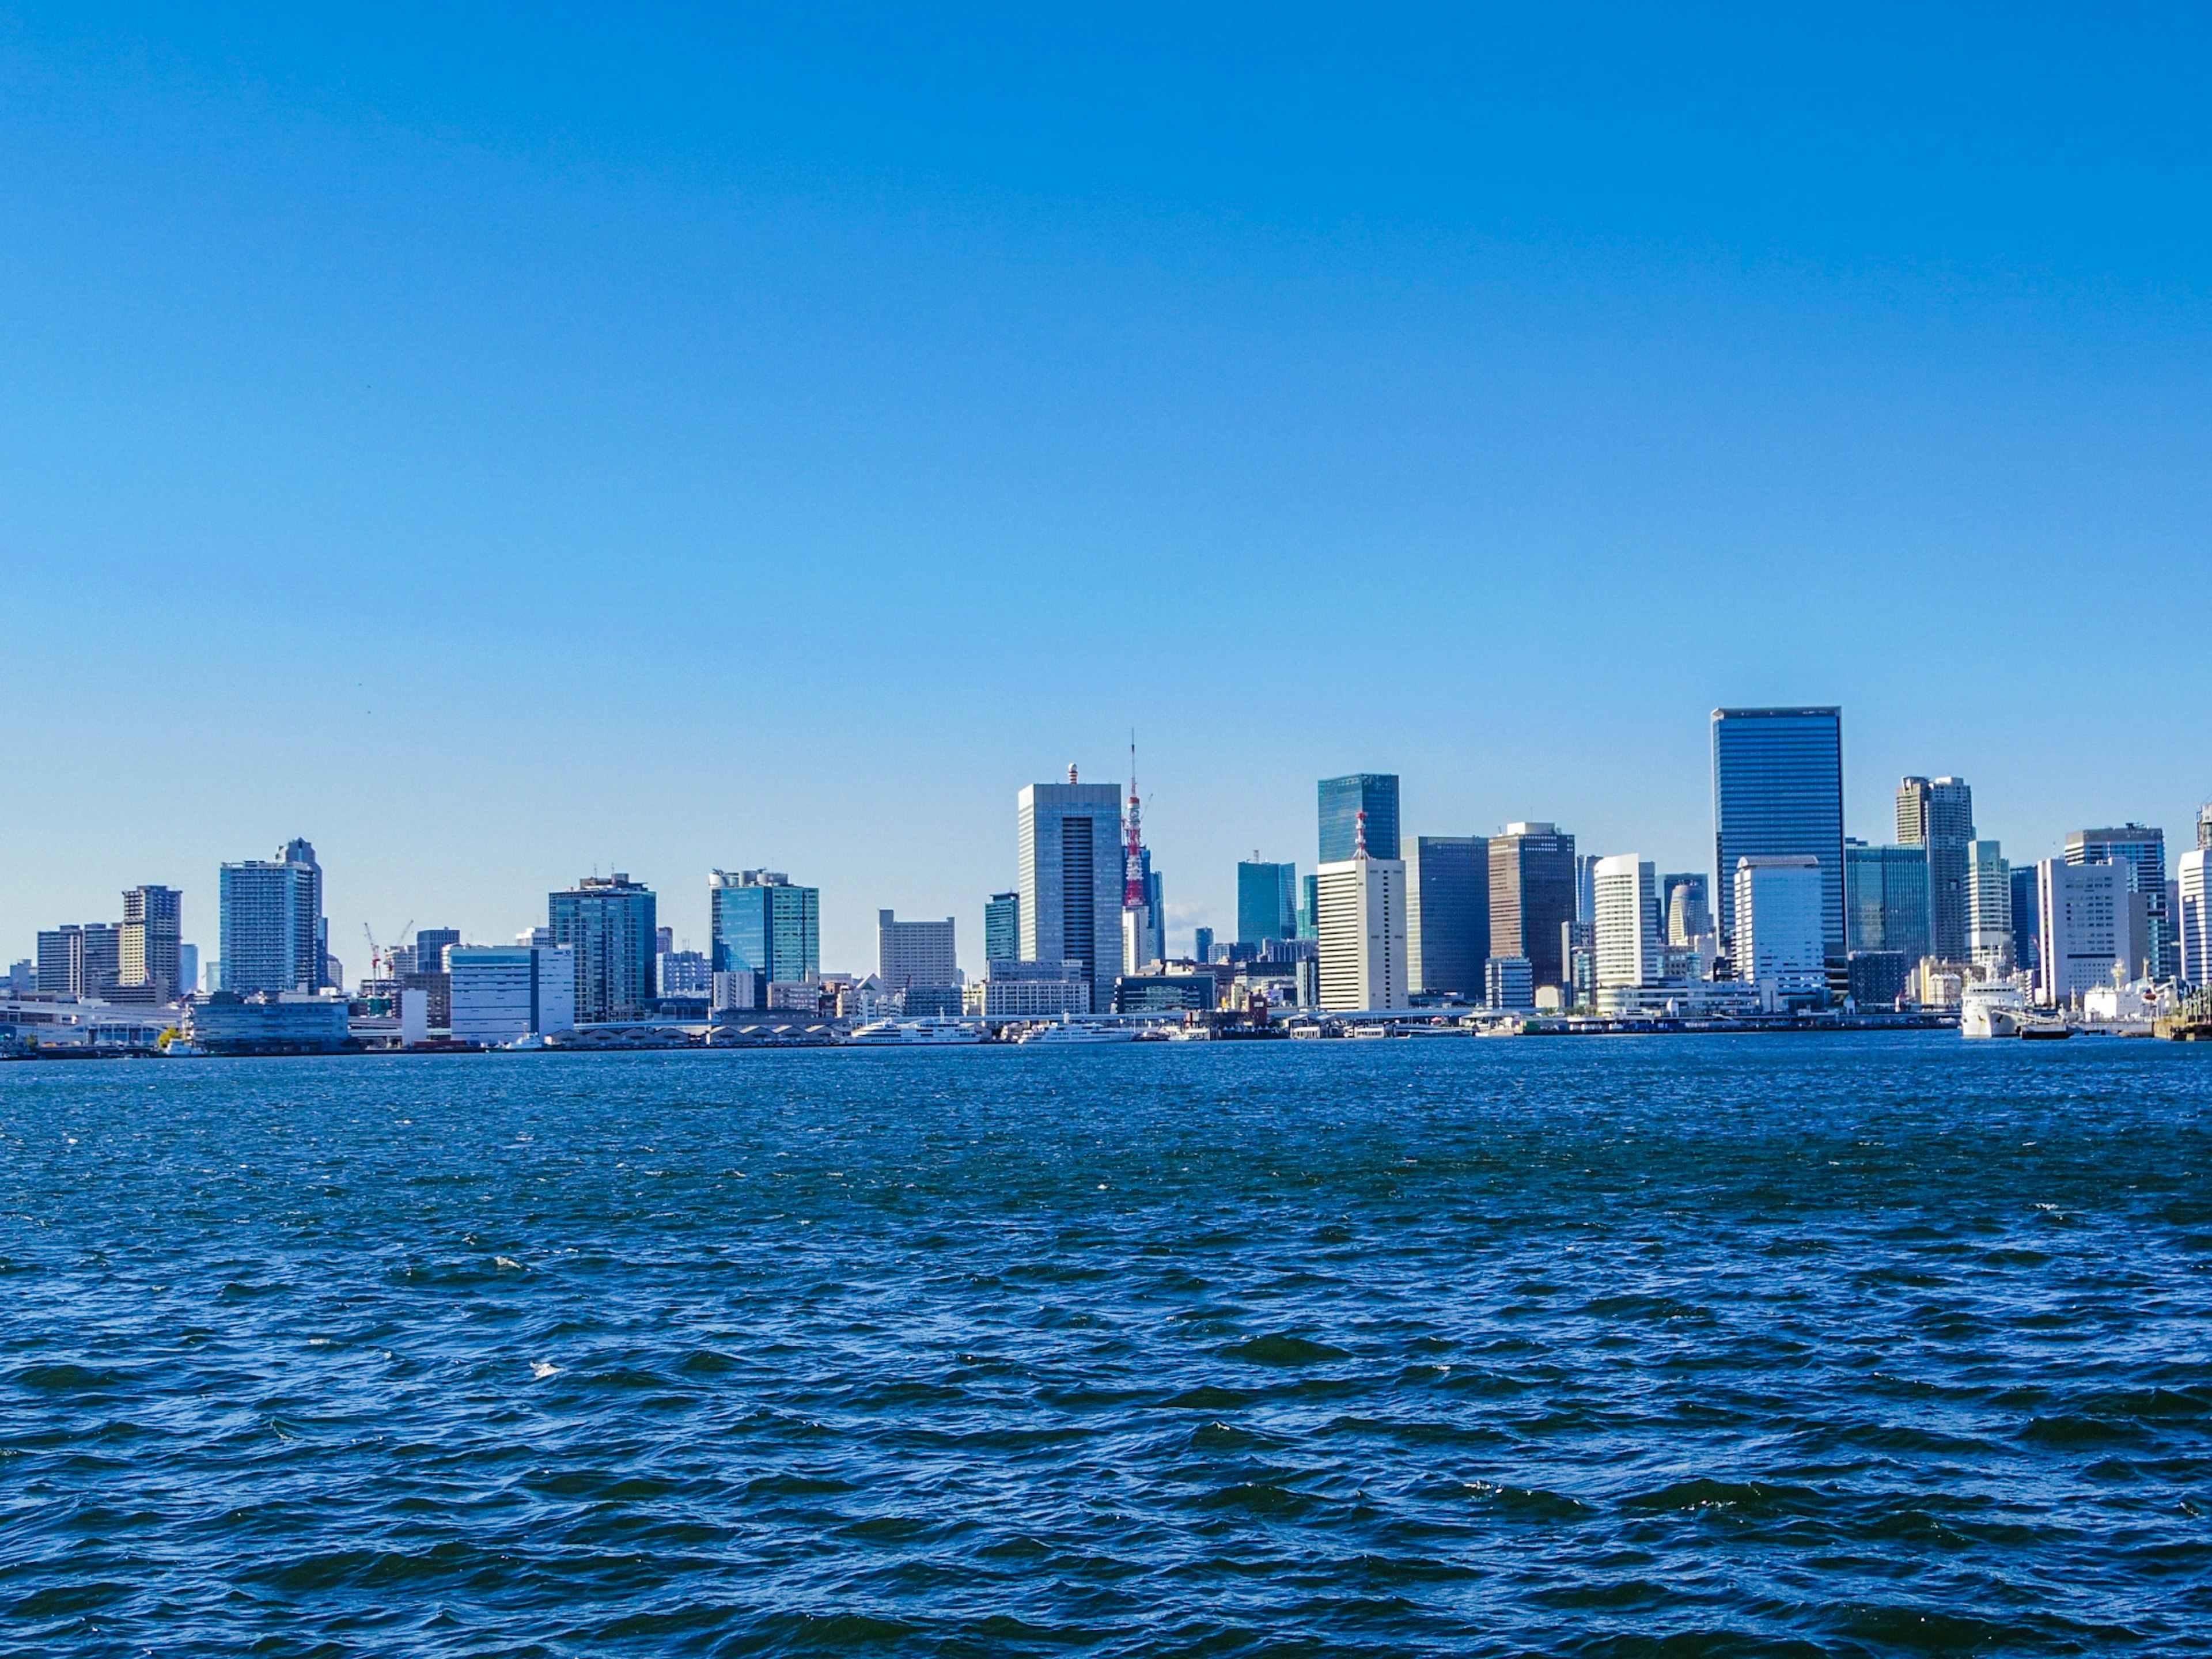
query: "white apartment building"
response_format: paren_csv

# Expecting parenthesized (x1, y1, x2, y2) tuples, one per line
(1965, 838, 2014, 974)
(1593, 855, 1660, 991)
(2037, 857, 2128, 1005)
(1733, 855, 1825, 995)
(2180, 849, 2212, 986)
(449, 945, 577, 1046)
(1316, 849, 1407, 1012)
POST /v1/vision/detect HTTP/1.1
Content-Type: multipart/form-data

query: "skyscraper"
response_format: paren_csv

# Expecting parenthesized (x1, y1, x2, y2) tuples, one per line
(218, 839, 325, 995)
(35, 923, 121, 999)
(1964, 840, 2013, 972)
(709, 870, 819, 997)
(1018, 768, 1124, 1014)
(983, 892, 1020, 963)
(1318, 775, 1400, 864)
(1489, 823, 1577, 994)
(2066, 825, 2171, 980)
(1236, 858, 1299, 947)
(1711, 708, 1845, 964)
(2036, 858, 2129, 1005)
(1316, 813, 1407, 1010)
(1844, 841, 1931, 960)
(1193, 926, 1215, 964)
(1660, 873, 1711, 947)
(1406, 835, 1488, 998)
(1593, 856, 1661, 991)
(879, 910, 959, 1015)
(2011, 865, 2041, 976)
(119, 885, 183, 1001)
(550, 873, 658, 1021)
(1896, 777, 1974, 961)
(1733, 856, 1827, 994)
(2179, 849, 2211, 984)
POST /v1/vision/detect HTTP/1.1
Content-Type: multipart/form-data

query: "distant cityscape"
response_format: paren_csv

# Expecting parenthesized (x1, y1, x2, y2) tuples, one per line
(7, 704, 2209, 1053)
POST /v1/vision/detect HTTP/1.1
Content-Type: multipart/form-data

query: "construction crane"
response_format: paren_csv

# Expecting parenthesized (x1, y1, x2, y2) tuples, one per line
(362, 919, 414, 981)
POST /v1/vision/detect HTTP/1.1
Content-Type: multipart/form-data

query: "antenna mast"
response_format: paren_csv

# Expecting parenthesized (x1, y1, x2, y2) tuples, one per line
(1124, 733, 1146, 910)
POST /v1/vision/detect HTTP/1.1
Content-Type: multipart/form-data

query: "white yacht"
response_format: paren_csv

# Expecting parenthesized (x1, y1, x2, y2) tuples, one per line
(846, 1017, 984, 1046)
(1013, 1016, 1143, 1046)
(1960, 983, 2029, 1039)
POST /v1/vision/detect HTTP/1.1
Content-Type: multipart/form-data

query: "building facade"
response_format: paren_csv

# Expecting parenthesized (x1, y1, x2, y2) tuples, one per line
(1712, 708, 1846, 965)
(2066, 825, 2171, 980)
(1317, 774, 1400, 864)
(35, 923, 121, 999)
(1660, 873, 1711, 947)
(982, 957, 1090, 1019)
(119, 885, 183, 1001)
(1896, 776, 1975, 961)
(879, 910, 959, 1014)
(1844, 840, 1932, 960)
(983, 892, 1020, 963)
(1732, 855, 1827, 995)
(1489, 823, 1577, 994)
(1315, 835, 1407, 1012)
(550, 873, 658, 1021)
(218, 840, 325, 995)
(1236, 859, 1299, 948)
(2179, 848, 2211, 985)
(1964, 839, 2013, 973)
(1593, 855, 1661, 991)
(449, 945, 578, 1044)
(2037, 857, 2128, 1006)
(1017, 772, 1125, 1015)
(1406, 835, 1489, 999)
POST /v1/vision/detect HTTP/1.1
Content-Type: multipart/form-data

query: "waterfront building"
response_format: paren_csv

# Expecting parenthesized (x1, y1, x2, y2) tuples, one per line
(449, 945, 578, 1045)
(1896, 777, 1974, 961)
(982, 958, 1090, 1019)
(1484, 955, 1534, 1012)
(983, 892, 1020, 963)
(708, 869, 818, 1002)
(1113, 974, 1217, 1013)
(1712, 708, 1845, 965)
(2036, 857, 2129, 1006)
(1844, 840, 1933, 960)
(1593, 856, 1661, 990)
(1317, 774, 1400, 863)
(218, 839, 325, 995)
(551, 873, 659, 1021)
(2179, 849, 2211, 984)
(1193, 926, 1215, 964)
(184, 991, 349, 1055)
(1018, 770, 1125, 1014)
(1846, 950, 1912, 1009)
(1315, 814, 1407, 1012)
(1489, 823, 1577, 994)
(2010, 865, 2041, 977)
(1732, 855, 1827, 998)
(414, 927, 461, 974)
(880, 910, 960, 1016)
(118, 885, 183, 1002)
(1965, 840, 2013, 973)
(1661, 873, 1711, 948)
(1406, 835, 1489, 999)
(1236, 858, 1299, 948)
(2066, 826, 2171, 980)
(35, 923, 121, 1000)
(656, 948, 710, 997)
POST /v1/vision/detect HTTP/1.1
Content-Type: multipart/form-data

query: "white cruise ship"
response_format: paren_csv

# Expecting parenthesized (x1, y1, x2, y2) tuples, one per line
(1013, 1016, 1143, 1046)
(846, 1017, 984, 1046)
(1960, 983, 2029, 1039)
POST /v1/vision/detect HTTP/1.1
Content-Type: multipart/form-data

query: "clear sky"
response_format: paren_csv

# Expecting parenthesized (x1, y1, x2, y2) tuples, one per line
(4, 5, 2210, 978)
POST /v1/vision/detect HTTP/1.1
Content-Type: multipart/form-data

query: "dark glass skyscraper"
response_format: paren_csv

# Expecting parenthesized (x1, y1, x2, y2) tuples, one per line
(1489, 824, 1576, 993)
(983, 892, 1020, 963)
(1236, 859, 1298, 946)
(1711, 707, 1846, 964)
(1407, 835, 1489, 997)
(1317, 775, 1400, 864)
(1896, 776, 1974, 961)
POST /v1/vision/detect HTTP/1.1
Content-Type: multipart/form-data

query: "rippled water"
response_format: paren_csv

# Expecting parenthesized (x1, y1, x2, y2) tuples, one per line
(3, 1036, 2210, 1656)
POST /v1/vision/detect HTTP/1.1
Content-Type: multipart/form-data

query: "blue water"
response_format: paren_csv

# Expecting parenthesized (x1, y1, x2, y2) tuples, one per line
(3, 1036, 2209, 1656)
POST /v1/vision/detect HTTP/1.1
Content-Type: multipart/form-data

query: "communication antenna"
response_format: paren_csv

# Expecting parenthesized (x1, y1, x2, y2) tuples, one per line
(1124, 734, 1146, 910)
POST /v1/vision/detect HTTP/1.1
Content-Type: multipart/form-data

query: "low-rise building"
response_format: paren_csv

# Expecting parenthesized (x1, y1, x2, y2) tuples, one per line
(184, 992, 350, 1055)
(449, 945, 578, 1046)
(982, 959, 1090, 1019)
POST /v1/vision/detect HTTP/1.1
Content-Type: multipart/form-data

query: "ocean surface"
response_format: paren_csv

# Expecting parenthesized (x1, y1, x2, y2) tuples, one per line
(2, 1035, 2209, 1657)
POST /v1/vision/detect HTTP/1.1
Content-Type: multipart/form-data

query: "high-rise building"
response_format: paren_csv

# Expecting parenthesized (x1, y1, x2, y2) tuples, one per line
(1660, 873, 1711, 948)
(1193, 926, 1215, 964)
(984, 892, 1020, 963)
(414, 928, 461, 974)
(218, 839, 325, 995)
(656, 949, 709, 997)
(35, 923, 121, 999)
(2179, 849, 2211, 985)
(1406, 835, 1488, 998)
(1713, 708, 1845, 964)
(2011, 865, 2041, 976)
(1593, 856, 1661, 990)
(1574, 854, 1601, 927)
(178, 943, 199, 1001)
(709, 870, 819, 997)
(1317, 774, 1400, 864)
(1299, 874, 1318, 940)
(1489, 823, 1576, 994)
(880, 911, 959, 1014)
(1732, 855, 1827, 995)
(118, 885, 183, 1001)
(550, 873, 658, 1021)
(1316, 816, 1407, 1011)
(1236, 858, 1299, 948)
(1018, 770, 1124, 1014)
(1965, 839, 2013, 972)
(1844, 841, 1932, 960)
(2066, 826, 2171, 980)
(449, 944, 577, 1044)
(1896, 777, 1975, 961)
(2036, 858, 2129, 1006)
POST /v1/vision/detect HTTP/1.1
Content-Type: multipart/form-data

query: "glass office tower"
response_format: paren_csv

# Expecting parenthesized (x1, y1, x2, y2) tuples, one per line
(1317, 774, 1400, 864)
(709, 870, 820, 990)
(1236, 859, 1298, 946)
(1712, 707, 1846, 964)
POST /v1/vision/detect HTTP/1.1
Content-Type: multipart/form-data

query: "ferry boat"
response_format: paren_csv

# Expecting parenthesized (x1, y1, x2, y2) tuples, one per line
(1013, 1016, 1143, 1046)
(846, 1017, 985, 1046)
(1960, 983, 2029, 1039)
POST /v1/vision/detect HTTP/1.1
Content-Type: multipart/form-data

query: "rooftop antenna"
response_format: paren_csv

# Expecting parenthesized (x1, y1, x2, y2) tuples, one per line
(1067, 763, 1078, 784)
(1355, 808, 1369, 859)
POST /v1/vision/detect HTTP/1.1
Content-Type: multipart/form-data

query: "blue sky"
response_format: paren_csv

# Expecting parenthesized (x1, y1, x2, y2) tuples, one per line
(3, 5, 2210, 975)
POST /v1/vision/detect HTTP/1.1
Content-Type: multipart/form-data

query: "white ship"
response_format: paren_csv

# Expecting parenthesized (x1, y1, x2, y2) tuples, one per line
(1960, 983, 2030, 1039)
(1013, 1016, 1143, 1046)
(846, 1017, 985, 1046)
